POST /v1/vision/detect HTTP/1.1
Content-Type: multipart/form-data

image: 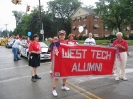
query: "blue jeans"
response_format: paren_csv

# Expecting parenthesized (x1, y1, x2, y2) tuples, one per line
(12, 47, 19, 60)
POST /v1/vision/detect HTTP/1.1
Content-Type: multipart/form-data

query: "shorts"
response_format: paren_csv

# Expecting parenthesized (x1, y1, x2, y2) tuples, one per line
(29, 53, 40, 68)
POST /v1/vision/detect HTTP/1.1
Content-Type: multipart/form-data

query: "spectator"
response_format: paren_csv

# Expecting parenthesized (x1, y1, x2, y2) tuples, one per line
(84, 33, 96, 45)
(49, 36, 59, 77)
(113, 32, 128, 81)
(67, 33, 78, 45)
(12, 36, 22, 61)
(28, 34, 41, 82)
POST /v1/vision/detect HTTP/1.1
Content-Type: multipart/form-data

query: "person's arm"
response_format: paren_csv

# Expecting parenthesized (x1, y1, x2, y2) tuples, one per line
(120, 40, 128, 51)
(84, 39, 87, 44)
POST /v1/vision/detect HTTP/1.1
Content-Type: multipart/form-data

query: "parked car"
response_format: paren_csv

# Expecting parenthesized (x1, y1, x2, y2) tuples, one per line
(5, 39, 15, 48)
(19, 42, 50, 60)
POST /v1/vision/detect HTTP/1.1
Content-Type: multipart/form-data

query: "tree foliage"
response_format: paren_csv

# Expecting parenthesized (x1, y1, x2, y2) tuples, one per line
(95, 0, 133, 31)
(47, 0, 82, 34)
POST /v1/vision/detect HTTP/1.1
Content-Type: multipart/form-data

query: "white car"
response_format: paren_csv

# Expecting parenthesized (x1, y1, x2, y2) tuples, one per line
(19, 42, 50, 60)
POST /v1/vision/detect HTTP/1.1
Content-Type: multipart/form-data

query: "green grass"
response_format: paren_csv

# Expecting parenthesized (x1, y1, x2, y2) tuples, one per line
(44, 40, 133, 46)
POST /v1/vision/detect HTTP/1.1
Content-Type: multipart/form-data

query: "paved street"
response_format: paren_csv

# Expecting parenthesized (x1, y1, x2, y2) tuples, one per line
(0, 46, 133, 99)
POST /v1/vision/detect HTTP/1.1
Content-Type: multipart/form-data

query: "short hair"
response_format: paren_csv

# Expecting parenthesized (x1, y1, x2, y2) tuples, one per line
(32, 34, 39, 40)
(68, 33, 75, 38)
(116, 32, 123, 36)
(53, 36, 58, 40)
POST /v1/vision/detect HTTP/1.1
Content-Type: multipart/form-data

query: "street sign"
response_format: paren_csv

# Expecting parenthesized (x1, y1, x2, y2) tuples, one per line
(27, 32, 31, 36)
(40, 30, 44, 34)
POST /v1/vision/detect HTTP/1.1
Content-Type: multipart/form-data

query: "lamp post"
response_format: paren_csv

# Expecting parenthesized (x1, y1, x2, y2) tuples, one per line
(39, 0, 44, 42)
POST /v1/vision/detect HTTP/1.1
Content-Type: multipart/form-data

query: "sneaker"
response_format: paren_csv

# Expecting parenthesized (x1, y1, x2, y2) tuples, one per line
(121, 77, 128, 81)
(17, 58, 21, 60)
(14, 59, 17, 61)
(35, 75, 41, 79)
(61, 86, 70, 91)
(31, 77, 36, 82)
(52, 90, 58, 96)
(115, 77, 119, 81)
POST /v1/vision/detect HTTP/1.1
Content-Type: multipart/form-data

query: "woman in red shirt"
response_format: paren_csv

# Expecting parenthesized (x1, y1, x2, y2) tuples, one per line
(66, 33, 78, 45)
(29, 34, 41, 82)
(52, 30, 70, 97)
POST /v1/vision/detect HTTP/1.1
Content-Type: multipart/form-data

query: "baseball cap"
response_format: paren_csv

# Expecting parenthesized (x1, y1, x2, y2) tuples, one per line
(58, 30, 66, 35)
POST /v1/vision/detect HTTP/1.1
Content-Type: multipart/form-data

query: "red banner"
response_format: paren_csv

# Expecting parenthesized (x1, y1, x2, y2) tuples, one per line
(52, 44, 116, 78)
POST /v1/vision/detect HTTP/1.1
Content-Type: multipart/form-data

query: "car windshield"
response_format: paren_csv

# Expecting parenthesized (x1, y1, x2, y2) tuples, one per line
(8, 40, 14, 43)
(39, 42, 48, 48)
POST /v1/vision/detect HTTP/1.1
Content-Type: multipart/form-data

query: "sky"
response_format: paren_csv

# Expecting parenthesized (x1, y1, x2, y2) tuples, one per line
(0, 0, 98, 31)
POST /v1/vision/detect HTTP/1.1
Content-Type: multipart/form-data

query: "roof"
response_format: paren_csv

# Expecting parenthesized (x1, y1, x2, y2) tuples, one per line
(82, 7, 96, 14)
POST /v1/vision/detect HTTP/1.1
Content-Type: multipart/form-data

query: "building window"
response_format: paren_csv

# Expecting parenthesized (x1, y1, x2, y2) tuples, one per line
(72, 18, 76, 22)
(77, 17, 81, 22)
(82, 24, 87, 29)
(73, 26, 76, 31)
(93, 24, 99, 30)
(82, 15, 87, 21)
(93, 16, 99, 21)
(105, 26, 108, 31)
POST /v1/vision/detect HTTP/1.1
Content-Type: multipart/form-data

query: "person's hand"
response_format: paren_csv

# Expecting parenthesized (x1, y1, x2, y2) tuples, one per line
(36, 51, 41, 54)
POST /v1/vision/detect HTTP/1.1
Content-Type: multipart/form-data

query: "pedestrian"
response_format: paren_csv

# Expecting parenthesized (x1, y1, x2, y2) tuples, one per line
(28, 34, 41, 82)
(12, 36, 23, 61)
(113, 32, 128, 81)
(49, 36, 59, 77)
(84, 33, 96, 45)
(67, 33, 78, 45)
(52, 30, 70, 96)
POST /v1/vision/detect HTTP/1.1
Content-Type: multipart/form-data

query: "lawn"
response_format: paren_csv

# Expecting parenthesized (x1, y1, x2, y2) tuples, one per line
(45, 40, 133, 46)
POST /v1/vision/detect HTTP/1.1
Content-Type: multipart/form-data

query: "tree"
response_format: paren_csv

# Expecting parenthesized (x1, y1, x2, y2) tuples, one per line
(95, 0, 133, 32)
(47, 0, 82, 34)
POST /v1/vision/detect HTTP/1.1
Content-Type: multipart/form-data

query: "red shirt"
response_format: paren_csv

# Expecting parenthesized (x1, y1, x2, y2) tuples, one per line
(29, 41, 41, 52)
(66, 40, 77, 45)
(60, 40, 67, 44)
(113, 39, 128, 52)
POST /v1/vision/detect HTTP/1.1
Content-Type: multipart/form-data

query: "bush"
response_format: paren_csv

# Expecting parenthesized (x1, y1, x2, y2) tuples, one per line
(109, 34, 116, 39)
(129, 34, 133, 40)
(82, 36, 87, 40)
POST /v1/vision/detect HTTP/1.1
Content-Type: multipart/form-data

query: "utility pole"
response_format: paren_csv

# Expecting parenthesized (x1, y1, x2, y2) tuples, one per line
(39, 0, 44, 42)
(5, 24, 8, 37)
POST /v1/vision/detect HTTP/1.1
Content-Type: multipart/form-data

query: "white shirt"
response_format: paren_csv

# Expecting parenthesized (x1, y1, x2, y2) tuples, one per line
(84, 38, 96, 45)
(12, 39, 22, 48)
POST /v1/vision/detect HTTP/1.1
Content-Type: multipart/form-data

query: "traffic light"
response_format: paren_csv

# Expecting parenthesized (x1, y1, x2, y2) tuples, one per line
(17, 0, 22, 4)
(26, 5, 30, 12)
(12, 0, 17, 5)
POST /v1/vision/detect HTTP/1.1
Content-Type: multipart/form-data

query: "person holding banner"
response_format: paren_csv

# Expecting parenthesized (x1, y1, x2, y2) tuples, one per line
(67, 33, 78, 45)
(113, 32, 128, 81)
(28, 34, 41, 82)
(49, 36, 59, 77)
(51, 30, 70, 96)
(84, 33, 96, 45)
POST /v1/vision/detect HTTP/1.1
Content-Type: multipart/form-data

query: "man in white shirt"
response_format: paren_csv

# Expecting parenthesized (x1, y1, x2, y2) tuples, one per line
(12, 37, 22, 61)
(84, 33, 96, 45)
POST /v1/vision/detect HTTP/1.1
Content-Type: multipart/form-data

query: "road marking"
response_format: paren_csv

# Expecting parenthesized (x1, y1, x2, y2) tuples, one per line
(0, 72, 49, 83)
(0, 62, 51, 71)
(67, 85, 92, 99)
(67, 81, 102, 99)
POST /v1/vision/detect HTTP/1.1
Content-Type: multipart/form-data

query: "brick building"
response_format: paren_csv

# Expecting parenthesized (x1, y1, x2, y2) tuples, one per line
(71, 7, 133, 38)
